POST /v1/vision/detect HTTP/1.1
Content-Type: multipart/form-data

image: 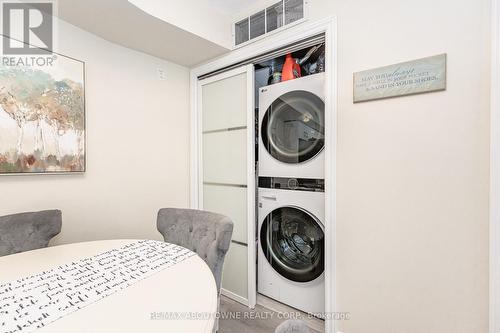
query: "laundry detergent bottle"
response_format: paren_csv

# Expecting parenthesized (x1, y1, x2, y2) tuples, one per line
(281, 53, 301, 81)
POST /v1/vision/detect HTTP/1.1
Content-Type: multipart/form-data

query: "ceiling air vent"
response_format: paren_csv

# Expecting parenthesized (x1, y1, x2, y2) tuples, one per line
(234, 0, 306, 47)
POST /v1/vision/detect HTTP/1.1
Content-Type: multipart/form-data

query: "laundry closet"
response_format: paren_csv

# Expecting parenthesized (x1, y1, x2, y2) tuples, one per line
(254, 43, 325, 317)
(192, 14, 336, 333)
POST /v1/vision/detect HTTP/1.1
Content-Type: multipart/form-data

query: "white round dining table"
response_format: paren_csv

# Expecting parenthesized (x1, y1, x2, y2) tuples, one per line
(0, 239, 217, 333)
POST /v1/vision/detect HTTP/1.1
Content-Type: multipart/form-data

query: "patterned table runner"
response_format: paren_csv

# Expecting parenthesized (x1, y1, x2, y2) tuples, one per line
(0, 240, 195, 333)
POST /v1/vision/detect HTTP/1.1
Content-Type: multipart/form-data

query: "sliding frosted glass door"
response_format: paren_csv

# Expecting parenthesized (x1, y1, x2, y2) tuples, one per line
(198, 65, 256, 307)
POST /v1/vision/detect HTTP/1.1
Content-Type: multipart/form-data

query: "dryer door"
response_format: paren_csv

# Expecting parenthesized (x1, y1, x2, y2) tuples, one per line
(260, 206, 324, 282)
(261, 90, 325, 164)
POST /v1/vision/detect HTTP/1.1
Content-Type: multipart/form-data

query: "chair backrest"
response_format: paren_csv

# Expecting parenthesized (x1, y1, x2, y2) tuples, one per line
(157, 208, 233, 292)
(0, 210, 62, 257)
(275, 320, 311, 333)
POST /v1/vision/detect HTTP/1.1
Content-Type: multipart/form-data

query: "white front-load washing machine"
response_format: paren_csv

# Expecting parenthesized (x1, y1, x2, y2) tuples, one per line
(258, 177, 325, 315)
(259, 73, 325, 179)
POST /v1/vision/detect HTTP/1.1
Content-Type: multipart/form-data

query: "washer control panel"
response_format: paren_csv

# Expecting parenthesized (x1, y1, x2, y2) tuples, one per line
(258, 177, 324, 192)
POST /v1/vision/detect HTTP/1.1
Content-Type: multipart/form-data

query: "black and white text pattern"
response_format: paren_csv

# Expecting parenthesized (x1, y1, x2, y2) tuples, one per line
(0, 240, 195, 333)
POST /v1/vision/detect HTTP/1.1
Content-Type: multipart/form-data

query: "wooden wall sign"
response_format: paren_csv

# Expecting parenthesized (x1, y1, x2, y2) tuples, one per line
(353, 54, 446, 103)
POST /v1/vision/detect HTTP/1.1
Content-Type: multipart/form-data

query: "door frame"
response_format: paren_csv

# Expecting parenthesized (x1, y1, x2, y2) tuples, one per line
(190, 16, 338, 333)
(491, 1, 500, 332)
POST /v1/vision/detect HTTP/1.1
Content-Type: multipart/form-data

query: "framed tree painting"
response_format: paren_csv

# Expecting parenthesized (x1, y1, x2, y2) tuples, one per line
(0, 39, 85, 174)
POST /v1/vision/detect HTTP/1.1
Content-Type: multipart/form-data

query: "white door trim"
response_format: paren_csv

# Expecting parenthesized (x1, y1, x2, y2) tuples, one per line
(324, 18, 337, 333)
(245, 64, 257, 309)
(491, 1, 500, 332)
(190, 17, 338, 333)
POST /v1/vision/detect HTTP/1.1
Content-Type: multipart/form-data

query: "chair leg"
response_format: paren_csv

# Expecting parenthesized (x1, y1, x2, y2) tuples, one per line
(213, 317, 219, 333)
(213, 294, 221, 333)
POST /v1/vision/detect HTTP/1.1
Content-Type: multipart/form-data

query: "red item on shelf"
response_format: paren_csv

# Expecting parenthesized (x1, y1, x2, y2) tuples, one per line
(281, 53, 301, 81)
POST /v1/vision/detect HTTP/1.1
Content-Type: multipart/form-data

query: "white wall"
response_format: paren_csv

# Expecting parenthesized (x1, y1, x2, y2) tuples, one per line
(0, 19, 191, 244)
(308, 0, 490, 332)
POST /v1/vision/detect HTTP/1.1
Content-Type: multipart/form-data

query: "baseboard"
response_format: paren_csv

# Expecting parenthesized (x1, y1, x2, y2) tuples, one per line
(257, 294, 325, 333)
(220, 288, 249, 307)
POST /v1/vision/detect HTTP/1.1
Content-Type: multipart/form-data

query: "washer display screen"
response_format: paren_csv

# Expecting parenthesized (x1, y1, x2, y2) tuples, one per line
(261, 90, 325, 164)
(260, 206, 324, 282)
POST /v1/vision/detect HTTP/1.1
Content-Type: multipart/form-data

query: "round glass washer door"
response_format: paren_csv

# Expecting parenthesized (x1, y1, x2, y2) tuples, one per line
(260, 206, 324, 283)
(261, 90, 325, 164)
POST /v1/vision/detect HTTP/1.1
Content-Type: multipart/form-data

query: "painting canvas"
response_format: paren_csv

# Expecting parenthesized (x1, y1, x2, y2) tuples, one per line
(0, 46, 85, 174)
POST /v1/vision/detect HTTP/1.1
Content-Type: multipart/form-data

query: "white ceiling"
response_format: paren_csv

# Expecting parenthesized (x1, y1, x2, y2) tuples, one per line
(207, 0, 257, 15)
(57, 0, 230, 67)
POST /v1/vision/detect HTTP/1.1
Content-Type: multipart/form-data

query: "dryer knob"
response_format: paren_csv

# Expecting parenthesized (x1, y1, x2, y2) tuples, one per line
(258, 202, 263, 208)
(288, 178, 299, 190)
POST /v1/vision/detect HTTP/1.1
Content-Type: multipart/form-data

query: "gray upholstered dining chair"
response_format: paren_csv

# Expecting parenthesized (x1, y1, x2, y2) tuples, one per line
(156, 208, 233, 293)
(275, 320, 311, 333)
(0, 210, 62, 257)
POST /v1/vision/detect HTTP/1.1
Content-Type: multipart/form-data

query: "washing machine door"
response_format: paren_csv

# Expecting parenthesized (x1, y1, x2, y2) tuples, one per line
(260, 206, 324, 282)
(261, 90, 325, 164)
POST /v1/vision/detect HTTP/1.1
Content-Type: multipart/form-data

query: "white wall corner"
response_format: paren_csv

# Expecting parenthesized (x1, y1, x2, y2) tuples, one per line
(491, 0, 499, 332)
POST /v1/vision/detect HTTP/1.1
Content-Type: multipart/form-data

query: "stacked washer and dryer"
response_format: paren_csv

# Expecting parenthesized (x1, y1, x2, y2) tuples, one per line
(257, 73, 326, 315)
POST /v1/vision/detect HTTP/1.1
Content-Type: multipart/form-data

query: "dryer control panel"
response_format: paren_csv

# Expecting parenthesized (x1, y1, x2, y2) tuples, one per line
(258, 177, 324, 192)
